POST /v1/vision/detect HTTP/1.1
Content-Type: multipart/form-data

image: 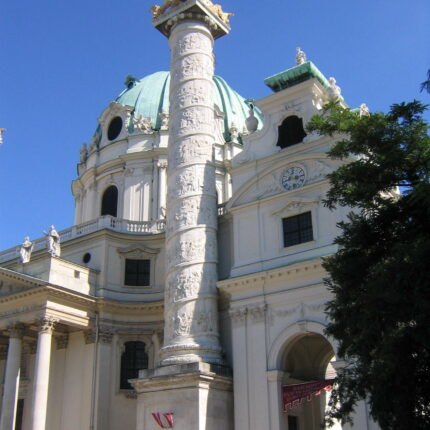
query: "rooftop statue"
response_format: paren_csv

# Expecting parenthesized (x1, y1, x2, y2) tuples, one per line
(327, 77, 342, 99)
(151, 0, 233, 25)
(45, 225, 61, 258)
(19, 236, 34, 264)
(359, 103, 370, 117)
(295, 47, 307, 65)
(0, 128, 6, 145)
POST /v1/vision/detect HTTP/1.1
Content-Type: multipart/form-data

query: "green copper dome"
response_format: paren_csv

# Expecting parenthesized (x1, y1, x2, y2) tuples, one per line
(115, 71, 262, 140)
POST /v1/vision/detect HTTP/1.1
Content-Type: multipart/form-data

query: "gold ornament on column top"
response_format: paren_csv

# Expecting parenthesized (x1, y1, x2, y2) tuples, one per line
(150, 0, 233, 25)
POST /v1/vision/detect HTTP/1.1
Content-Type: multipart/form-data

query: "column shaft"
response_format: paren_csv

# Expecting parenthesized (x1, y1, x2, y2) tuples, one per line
(161, 19, 221, 365)
(30, 319, 55, 430)
(0, 327, 23, 430)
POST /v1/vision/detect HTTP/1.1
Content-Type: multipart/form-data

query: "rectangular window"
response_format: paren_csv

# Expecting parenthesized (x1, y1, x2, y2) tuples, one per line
(124, 259, 150, 286)
(283, 212, 313, 247)
(288, 416, 299, 430)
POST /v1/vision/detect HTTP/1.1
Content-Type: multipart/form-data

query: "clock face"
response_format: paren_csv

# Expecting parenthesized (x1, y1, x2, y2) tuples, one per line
(281, 167, 305, 191)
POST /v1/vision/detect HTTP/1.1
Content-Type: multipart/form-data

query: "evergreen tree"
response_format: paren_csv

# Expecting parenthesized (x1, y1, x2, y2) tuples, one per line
(307, 100, 430, 430)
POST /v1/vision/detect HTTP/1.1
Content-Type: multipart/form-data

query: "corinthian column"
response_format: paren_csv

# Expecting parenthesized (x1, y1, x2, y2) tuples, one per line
(30, 317, 57, 430)
(0, 325, 24, 430)
(160, 15, 222, 366)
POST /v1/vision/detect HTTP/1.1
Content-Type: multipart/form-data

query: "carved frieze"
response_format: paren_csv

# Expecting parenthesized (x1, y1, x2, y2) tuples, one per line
(167, 196, 217, 233)
(56, 334, 69, 350)
(170, 106, 214, 137)
(229, 307, 248, 326)
(173, 32, 212, 57)
(248, 304, 267, 323)
(169, 136, 213, 167)
(172, 54, 214, 82)
(167, 231, 217, 266)
(170, 81, 212, 112)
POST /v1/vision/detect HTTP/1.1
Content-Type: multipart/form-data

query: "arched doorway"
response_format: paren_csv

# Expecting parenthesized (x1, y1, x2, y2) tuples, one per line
(281, 332, 340, 430)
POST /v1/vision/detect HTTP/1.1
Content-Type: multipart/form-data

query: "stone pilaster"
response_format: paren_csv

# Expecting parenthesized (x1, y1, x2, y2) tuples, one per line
(161, 15, 221, 366)
(30, 317, 57, 430)
(0, 325, 24, 430)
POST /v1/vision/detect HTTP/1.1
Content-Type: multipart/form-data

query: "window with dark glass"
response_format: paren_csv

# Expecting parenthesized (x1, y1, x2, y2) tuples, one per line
(277, 115, 307, 149)
(125, 259, 150, 286)
(283, 212, 313, 247)
(107, 116, 123, 141)
(120, 341, 148, 389)
(101, 186, 118, 217)
(288, 416, 299, 430)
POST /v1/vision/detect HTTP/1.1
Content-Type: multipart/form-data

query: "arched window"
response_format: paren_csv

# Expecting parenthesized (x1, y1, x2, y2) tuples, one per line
(101, 186, 118, 217)
(277, 115, 307, 149)
(120, 341, 148, 389)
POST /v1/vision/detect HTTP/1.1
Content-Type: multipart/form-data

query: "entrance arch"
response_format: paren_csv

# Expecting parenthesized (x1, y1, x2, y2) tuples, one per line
(267, 322, 341, 430)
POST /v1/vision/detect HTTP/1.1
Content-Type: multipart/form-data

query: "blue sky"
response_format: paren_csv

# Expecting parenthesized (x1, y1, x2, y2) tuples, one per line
(1, 0, 429, 250)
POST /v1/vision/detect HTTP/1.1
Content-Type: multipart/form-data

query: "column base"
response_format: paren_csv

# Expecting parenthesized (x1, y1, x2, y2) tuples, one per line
(131, 362, 233, 430)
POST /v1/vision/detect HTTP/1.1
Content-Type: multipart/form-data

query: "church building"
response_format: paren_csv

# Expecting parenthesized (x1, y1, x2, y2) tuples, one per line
(0, 1, 379, 429)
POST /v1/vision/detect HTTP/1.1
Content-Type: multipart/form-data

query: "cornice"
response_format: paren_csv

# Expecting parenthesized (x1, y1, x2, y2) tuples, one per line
(217, 258, 325, 294)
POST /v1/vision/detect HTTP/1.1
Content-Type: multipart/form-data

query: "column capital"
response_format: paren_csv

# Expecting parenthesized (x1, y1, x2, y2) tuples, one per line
(8, 323, 26, 339)
(157, 159, 168, 169)
(99, 327, 114, 344)
(36, 316, 58, 334)
(55, 334, 69, 350)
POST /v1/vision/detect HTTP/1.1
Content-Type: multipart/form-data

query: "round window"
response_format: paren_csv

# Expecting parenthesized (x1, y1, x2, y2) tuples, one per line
(83, 253, 91, 264)
(107, 116, 123, 141)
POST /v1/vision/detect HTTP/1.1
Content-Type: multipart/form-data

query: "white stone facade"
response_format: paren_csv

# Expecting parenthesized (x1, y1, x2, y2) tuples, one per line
(0, 2, 379, 430)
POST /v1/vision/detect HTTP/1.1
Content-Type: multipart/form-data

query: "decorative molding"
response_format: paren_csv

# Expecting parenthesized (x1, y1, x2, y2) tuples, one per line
(272, 197, 320, 218)
(117, 245, 160, 258)
(228, 307, 248, 325)
(248, 304, 267, 323)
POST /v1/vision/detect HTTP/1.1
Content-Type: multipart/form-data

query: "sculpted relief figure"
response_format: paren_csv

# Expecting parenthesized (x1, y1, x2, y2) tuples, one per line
(45, 225, 61, 257)
(19, 236, 34, 264)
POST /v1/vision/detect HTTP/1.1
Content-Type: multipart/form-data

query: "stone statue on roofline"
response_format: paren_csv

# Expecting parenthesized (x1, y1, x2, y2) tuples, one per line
(0, 128, 6, 145)
(359, 103, 370, 117)
(19, 237, 34, 264)
(45, 225, 61, 257)
(295, 47, 307, 65)
(327, 77, 342, 99)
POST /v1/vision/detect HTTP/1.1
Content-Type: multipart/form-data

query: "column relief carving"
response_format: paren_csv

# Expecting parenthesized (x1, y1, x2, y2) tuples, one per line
(84, 330, 96, 345)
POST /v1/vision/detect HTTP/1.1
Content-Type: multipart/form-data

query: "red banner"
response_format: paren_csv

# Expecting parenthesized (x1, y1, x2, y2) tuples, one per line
(152, 412, 174, 428)
(283, 379, 335, 412)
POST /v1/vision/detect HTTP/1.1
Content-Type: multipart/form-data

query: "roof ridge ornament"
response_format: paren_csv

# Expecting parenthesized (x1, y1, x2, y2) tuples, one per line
(295, 47, 307, 65)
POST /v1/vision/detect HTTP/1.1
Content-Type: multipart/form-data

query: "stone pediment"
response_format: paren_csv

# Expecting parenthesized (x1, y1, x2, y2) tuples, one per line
(0, 268, 44, 298)
(229, 157, 335, 208)
(117, 245, 160, 259)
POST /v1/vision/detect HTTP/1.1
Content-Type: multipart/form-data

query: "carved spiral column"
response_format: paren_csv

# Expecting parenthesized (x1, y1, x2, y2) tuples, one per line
(160, 18, 221, 365)
(30, 317, 57, 430)
(0, 325, 24, 430)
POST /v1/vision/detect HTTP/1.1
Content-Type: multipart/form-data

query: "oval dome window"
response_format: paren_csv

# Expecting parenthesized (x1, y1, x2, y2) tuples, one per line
(107, 116, 123, 141)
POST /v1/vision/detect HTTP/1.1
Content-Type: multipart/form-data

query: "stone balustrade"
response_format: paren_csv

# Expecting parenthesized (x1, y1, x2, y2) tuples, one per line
(0, 216, 167, 263)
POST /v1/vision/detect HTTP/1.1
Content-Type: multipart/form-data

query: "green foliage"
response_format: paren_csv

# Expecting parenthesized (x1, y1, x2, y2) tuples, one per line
(307, 101, 430, 430)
